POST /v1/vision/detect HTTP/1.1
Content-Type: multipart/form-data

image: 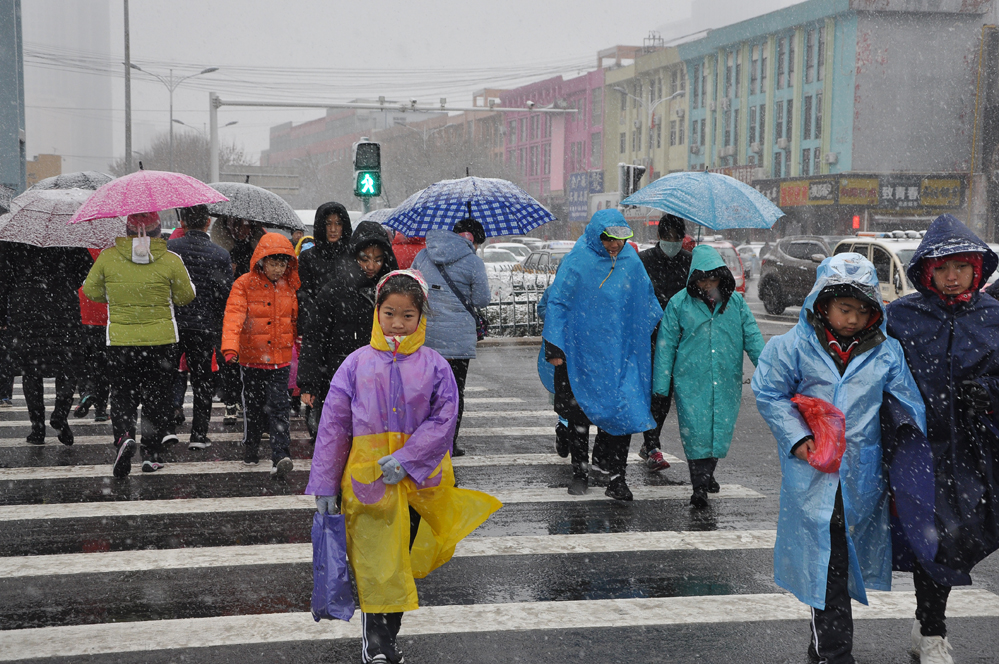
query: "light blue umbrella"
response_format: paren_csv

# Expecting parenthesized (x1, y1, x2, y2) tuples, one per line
(621, 171, 784, 230)
(384, 177, 555, 238)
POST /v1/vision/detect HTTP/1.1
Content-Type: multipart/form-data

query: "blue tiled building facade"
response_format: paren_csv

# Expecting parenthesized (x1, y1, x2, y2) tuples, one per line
(0, 0, 25, 203)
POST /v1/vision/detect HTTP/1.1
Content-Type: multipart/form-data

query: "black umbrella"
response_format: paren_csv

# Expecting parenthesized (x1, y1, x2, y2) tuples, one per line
(30, 171, 115, 191)
(206, 182, 304, 232)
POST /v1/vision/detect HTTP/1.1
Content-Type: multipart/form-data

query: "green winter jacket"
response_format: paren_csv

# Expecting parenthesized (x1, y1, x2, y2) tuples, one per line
(82, 237, 196, 346)
(653, 245, 765, 460)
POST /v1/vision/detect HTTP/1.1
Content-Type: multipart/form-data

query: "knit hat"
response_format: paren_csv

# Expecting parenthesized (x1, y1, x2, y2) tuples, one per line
(126, 211, 161, 236)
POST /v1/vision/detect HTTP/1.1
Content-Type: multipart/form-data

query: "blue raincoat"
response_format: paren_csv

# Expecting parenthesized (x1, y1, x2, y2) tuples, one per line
(885, 214, 999, 584)
(541, 209, 663, 436)
(751, 253, 925, 609)
(653, 245, 765, 460)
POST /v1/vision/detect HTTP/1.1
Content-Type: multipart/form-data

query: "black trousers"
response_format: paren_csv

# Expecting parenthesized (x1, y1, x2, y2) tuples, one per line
(447, 358, 470, 446)
(0, 326, 14, 400)
(362, 508, 421, 663)
(642, 391, 672, 450)
(178, 329, 219, 438)
(809, 486, 854, 664)
(565, 420, 631, 477)
(109, 344, 177, 454)
(241, 366, 291, 463)
(914, 562, 951, 637)
(688, 457, 719, 493)
(22, 364, 75, 428)
(78, 325, 109, 411)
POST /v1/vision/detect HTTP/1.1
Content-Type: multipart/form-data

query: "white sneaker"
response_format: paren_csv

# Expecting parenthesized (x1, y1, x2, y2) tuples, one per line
(910, 619, 923, 656)
(918, 635, 955, 664)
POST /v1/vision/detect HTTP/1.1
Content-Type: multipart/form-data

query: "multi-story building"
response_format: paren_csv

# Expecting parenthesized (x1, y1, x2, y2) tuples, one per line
(0, 0, 25, 200)
(676, 0, 996, 236)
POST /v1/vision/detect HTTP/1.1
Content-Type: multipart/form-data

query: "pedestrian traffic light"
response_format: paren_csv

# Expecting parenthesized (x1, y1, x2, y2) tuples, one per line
(618, 163, 647, 201)
(353, 139, 382, 198)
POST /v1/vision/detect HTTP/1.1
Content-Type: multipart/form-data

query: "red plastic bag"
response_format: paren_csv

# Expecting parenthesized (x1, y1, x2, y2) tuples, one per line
(791, 394, 846, 473)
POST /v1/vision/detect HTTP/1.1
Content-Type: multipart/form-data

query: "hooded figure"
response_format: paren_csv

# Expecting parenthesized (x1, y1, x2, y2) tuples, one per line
(885, 214, 999, 650)
(654, 244, 765, 504)
(297, 201, 353, 337)
(210, 216, 267, 279)
(298, 220, 398, 434)
(752, 254, 925, 615)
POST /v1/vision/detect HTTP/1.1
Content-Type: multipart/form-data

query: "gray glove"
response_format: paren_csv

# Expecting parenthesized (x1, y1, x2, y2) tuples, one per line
(378, 455, 407, 485)
(315, 495, 338, 514)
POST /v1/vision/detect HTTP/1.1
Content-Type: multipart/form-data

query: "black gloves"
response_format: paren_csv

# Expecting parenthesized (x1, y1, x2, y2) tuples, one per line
(959, 380, 993, 415)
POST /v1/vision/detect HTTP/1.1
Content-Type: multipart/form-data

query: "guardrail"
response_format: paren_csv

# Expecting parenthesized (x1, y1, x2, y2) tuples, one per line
(482, 288, 546, 337)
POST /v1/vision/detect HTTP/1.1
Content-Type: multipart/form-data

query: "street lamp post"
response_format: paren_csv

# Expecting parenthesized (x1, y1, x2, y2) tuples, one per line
(130, 65, 219, 171)
(613, 86, 685, 177)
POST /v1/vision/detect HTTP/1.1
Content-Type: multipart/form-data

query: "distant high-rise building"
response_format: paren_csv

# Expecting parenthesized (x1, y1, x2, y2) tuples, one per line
(21, 0, 113, 174)
(0, 0, 26, 197)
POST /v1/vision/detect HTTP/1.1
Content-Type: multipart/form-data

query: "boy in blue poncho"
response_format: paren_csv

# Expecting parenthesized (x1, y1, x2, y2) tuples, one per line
(542, 209, 663, 501)
(752, 253, 925, 664)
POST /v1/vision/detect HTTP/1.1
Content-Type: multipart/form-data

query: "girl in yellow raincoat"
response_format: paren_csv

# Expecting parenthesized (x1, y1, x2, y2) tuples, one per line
(306, 269, 501, 664)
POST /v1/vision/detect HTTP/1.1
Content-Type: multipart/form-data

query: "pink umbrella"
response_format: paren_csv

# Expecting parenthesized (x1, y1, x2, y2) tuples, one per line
(69, 170, 228, 223)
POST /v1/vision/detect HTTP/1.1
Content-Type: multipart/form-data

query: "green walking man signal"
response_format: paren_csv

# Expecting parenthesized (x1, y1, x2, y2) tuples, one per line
(353, 139, 382, 198)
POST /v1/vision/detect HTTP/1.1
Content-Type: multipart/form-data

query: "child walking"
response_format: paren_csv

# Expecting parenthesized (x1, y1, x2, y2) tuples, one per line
(306, 270, 501, 664)
(653, 244, 765, 507)
(221, 233, 299, 477)
(752, 253, 925, 664)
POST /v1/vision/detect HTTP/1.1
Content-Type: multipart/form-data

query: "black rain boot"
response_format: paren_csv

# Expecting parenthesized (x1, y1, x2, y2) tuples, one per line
(605, 474, 633, 502)
(568, 461, 588, 495)
(26, 422, 46, 445)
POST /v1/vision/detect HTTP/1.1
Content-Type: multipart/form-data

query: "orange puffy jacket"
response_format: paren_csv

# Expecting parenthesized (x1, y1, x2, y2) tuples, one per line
(221, 233, 300, 366)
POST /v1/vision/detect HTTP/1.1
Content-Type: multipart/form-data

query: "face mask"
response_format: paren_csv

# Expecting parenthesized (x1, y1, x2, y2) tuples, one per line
(659, 240, 682, 258)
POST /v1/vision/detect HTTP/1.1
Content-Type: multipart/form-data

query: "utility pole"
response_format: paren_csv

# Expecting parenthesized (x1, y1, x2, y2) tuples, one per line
(123, 0, 132, 173)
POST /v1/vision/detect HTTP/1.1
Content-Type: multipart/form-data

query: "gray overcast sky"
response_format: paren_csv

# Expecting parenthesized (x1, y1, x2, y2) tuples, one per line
(104, 0, 691, 160)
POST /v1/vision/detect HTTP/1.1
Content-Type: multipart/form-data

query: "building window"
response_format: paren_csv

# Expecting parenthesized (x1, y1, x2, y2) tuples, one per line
(701, 62, 708, 108)
(774, 151, 782, 178)
(786, 99, 793, 141)
(775, 100, 784, 140)
(725, 51, 733, 98)
(805, 29, 815, 84)
(777, 37, 786, 90)
(651, 79, 658, 105)
(788, 35, 795, 88)
(592, 134, 602, 163)
(519, 147, 526, 174)
(815, 92, 823, 139)
(751, 45, 759, 95)
(507, 149, 514, 164)
(749, 106, 757, 145)
(544, 143, 551, 175)
(670, 69, 678, 95)
(508, 121, 516, 145)
(656, 120, 661, 148)
(635, 82, 642, 107)
(592, 88, 602, 125)
(813, 146, 821, 174)
(680, 67, 686, 92)
(634, 125, 642, 152)
(569, 142, 576, 172)
(529, 145, 539, 176)
(802, 148, 811, 176)
(669, 120, 676, 147)
(692, 65, 700, 108)
(620, 132, 626, 154)
(803, 95, 812, 140)
(679, 120, 684, 145)
(735, 50, 742, 98)
(520, 118, 527, 143)
(733, 108, 740, 155)
(817, 28, 826, 81)
(758, 105, 766, 148)
(700, 118, 706, 146)
(530, 115, 539, 141)
(761, 43, 768, 93)
(724, 109, 732, 147)
(620, 89, 628, 113)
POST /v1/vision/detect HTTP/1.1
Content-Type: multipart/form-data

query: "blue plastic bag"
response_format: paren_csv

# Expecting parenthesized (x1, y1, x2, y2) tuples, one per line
(311, 511, 356, 622)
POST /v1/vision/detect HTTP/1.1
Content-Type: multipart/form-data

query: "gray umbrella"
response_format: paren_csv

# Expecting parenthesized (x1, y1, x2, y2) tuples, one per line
(30, 171, 115, 191)
(0, 185, 12, 215)
(206, 182, 304, 232)
(0, 188, 124, 248)
(359, 207, 395, 224)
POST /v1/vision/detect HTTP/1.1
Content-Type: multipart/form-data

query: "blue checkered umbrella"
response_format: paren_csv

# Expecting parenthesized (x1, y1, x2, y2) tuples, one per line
(383, 177, 555, 238)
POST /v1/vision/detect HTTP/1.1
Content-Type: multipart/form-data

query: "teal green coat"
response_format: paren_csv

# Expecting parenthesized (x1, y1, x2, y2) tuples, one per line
(653, 245, 765, 460)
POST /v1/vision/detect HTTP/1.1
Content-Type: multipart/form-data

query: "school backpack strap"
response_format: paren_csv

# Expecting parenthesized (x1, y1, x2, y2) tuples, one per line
(433, 261, 488, 340)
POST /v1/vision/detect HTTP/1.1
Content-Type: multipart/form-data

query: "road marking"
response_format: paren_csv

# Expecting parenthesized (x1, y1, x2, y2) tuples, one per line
(0, 484, 760, 521)
(464, 397, 524, 403)
(1, 589, 995, 660)
(0, 452, 683, 479)
(0, 432, 248, 448)
(0, 530, 779, 578)
(461, 410, 555, 418)
(464, 386, 490, 392)
(1, 401, 219, 413)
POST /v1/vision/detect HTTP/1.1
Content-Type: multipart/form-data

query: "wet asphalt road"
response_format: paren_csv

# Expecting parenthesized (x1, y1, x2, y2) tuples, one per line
(1, 327, 998, 663)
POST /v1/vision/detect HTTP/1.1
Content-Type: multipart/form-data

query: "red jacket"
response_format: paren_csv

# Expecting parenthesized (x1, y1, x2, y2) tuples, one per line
(222, 234, 300, 366)
(79, 248, 108, 326)
(391, 233, 426, 269)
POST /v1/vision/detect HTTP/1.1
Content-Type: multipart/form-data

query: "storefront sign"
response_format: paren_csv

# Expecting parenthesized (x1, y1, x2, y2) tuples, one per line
(918, 177, 963, 208)
(838, 177, 879, 206)
(752, 174, 964, 209)
(566, 172, 589, 222)
(587, 170, 604, 194)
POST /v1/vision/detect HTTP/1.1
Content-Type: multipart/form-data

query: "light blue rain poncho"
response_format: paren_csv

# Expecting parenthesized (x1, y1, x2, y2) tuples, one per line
(653, 245, 765, 460)
(541, 209, 663, 435)
(751, 253, 926, 609)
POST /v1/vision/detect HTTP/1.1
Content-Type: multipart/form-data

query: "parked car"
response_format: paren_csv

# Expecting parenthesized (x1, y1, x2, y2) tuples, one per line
(482, 247, 521, 265)
(512, 247, 574, 290)
(503, 237, 546, 251)
(483, 242, 531, 262)
(737, 243, 764, 279)
(833, 231, 999, 303)
(757, 235, 836, 315)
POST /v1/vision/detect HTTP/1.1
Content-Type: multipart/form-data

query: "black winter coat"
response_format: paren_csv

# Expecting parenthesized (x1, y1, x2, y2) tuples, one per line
(0, 243, 92, 373)
(885, 214, 999, 580)
(168, 229, 233, 333)
(297, 221, 397, 394)
(297, 202, 353, 337)
(639, 244, 692, 308)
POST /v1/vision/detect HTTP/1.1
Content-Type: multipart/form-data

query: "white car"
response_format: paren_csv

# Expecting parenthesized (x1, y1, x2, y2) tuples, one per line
(833, 232, 999, 303)
(482, 247, 521, 265)
(484, 243, 531, 262)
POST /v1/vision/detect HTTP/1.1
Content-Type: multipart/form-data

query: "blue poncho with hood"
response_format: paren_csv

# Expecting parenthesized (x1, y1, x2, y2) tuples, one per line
(885, 214, 999, 585)
(541, 209, 663, 436)
(752, 253, 925, 609)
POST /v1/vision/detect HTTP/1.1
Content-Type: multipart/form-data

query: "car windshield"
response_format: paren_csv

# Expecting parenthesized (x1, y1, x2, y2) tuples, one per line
(483, 249, 518, 263)
(497, 245, 530, 259)
(715, 246, 742, 275)
(895, 249, 916, 271)
(550, 251, 571, 266)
